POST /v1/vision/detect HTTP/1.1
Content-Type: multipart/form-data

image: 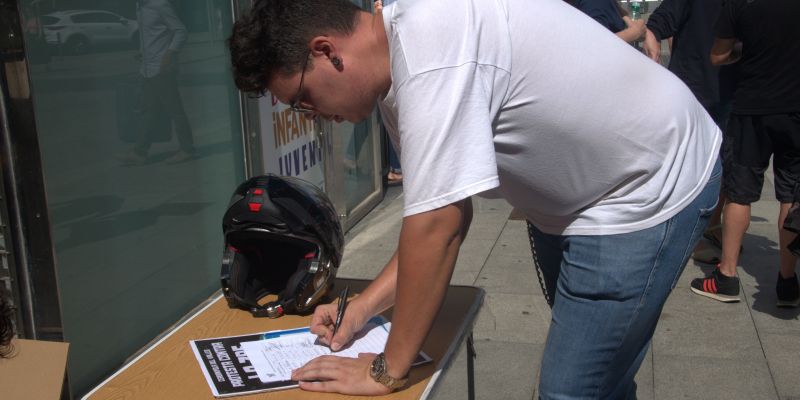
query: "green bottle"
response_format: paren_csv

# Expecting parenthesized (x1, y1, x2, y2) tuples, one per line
(630, 0, 642, 19)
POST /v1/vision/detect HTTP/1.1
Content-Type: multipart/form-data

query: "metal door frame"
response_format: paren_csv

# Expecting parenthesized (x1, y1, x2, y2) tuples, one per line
(0, 0, 64, 343)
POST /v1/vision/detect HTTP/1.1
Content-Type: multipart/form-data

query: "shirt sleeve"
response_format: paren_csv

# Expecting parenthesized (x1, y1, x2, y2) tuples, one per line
(393, 63, 503, 217)
(576, 0, 619, 32)
(715, 0, 739, 39)
(646, 0, 691, 41)
(160, 2, 188, 51)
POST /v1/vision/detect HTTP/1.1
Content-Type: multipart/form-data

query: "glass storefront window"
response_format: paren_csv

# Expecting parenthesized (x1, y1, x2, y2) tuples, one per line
(341, 119, 378, 212)
(19, 0, 243, 395)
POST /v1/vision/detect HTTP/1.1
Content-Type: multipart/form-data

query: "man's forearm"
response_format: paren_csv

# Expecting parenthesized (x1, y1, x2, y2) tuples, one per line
(711, 38, 741, 66)
(383, 199, 471, 378)
(354, 199, 472, 325)
(354, 250, 399, 317)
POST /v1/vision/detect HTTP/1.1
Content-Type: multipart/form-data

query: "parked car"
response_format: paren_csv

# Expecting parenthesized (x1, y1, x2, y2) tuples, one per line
(41, 10, 139, 54)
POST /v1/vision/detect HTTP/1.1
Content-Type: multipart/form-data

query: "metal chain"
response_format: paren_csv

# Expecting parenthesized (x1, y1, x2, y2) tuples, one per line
(526, 221, 554, 308)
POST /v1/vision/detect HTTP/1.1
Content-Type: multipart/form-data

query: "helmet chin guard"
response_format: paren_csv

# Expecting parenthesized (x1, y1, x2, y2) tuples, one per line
(220, 175, 343, 318)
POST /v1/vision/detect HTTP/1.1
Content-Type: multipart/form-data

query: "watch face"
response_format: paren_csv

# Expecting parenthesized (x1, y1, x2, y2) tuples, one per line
(370, 354, 384, 377)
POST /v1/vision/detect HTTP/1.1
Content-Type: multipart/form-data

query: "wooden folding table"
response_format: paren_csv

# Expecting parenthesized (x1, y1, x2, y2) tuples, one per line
(84, 279, 484, 400)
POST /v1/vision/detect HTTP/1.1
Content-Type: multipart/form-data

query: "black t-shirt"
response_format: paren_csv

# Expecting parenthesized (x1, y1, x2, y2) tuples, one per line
(716, 0, 800, 114)
(646, 0, 724, 107)
(575, 0, 626, 33)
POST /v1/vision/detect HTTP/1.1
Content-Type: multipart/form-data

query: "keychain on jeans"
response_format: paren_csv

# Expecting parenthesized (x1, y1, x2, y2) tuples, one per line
(527, 221, 554, 308)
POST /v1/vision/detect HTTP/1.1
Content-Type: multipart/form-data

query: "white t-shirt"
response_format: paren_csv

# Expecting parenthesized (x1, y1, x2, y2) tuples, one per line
(378, 0, 722, 236)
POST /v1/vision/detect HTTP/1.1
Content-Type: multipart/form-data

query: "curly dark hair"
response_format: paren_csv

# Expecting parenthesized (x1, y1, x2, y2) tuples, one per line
(228, 0, 361, 96)
(0, 291, 15, 358)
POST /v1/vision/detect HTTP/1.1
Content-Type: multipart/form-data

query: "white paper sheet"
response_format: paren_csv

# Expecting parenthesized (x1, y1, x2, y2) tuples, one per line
(241, 317, 396, 383)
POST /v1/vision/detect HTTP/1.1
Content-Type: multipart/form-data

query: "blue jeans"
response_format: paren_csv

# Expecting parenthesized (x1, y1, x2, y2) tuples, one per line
(533, 158, 721, 399)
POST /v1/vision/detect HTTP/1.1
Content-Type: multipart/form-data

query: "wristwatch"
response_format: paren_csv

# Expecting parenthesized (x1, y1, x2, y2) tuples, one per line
(369, 353, 409, 391)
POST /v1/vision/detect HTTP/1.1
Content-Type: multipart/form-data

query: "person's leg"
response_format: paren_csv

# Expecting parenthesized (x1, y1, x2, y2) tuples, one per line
(537, 160, 720, 399)
(134, 76, 159, 156)
(158, 70, 195, 156)
(719, 202, 750, 277)
(778, 202, 798, 278)
(766, 112, 800, 306)
(705, 101, 729, 237)
(696, 102, 732, 255)
(388, 140, 401, 174)
(776, 202, 800, 306)
(387, 140, 402, 183)
(692, 114, 770, 302)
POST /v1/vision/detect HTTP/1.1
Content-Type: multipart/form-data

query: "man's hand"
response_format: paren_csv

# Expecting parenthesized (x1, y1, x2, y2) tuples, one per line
(309, 299, 371, 351)
(291, 353, 392, 395)
(617, 16, 646, 44)
(627, 18, 646, 41)
(643, 29, 661, 62)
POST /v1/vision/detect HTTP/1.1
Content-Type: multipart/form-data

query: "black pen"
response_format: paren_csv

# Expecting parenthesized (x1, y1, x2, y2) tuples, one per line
(331, 285, 350, 349)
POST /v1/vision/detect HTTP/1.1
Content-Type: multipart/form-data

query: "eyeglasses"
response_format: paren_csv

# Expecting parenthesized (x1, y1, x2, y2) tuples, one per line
(290, 51, 314, 114)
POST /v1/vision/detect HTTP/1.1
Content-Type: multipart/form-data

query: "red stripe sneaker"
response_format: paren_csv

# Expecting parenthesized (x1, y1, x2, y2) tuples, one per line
(690, 268, 740, 303)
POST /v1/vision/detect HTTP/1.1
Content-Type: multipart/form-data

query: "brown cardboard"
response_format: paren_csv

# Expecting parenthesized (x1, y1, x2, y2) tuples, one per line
(0, 339, 69, 400)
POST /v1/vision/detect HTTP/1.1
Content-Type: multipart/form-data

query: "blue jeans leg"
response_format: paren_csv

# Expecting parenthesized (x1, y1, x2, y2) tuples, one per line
(535, 159, 721, 399)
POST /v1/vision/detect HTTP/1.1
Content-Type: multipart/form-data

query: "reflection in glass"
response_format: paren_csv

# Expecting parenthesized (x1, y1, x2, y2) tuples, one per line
(342, 119, 376, 211)
(20, 0, 243, 394)
(117, 0, 195, 165)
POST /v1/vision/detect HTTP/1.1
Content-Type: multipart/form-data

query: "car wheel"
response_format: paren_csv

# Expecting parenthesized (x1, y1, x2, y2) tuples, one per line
(65, 35, 89, 55)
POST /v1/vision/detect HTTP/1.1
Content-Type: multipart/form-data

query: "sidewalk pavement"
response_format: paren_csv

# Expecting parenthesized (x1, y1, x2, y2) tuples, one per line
(338, 175, 800, 400)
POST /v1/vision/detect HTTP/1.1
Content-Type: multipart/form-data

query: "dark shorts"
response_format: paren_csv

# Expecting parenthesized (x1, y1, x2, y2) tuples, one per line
(722, 113, 800, 204)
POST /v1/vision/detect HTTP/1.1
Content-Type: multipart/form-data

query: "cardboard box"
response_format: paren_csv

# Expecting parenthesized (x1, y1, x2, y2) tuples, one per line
(0, 339, 69, 400)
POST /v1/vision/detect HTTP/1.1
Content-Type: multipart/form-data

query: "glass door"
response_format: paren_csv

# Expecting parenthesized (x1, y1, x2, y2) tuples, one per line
(322, 0, 384, 231)
(14, 0, 246, 395)
(320, 111, 383, 231)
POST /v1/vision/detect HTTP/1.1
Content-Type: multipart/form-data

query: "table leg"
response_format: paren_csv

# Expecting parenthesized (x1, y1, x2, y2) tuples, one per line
(467, 332, 476, 400)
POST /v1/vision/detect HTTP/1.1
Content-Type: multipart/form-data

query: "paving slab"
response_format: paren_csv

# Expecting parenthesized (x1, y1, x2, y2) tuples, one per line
(473, 293, 551, 344)
(465, 213, 509, 240)
(635, 349, 655, 400)
(456, 238, 502, 274)
(339, 248, 396, 279)
(491, 220, 532, 257)
(475, 253, 539, 295)
(653, 355, 776, 400)
(655, 284, 764, 360)
(430, 340, 542, 400)
(759, 332, 800, 399)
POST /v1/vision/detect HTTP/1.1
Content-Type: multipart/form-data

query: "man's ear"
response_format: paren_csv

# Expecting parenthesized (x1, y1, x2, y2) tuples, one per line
(309, 36, 339, 64)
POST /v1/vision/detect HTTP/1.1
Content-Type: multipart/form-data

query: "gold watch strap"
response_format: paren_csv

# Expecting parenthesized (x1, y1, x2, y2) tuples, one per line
(371, 353, 409, 391)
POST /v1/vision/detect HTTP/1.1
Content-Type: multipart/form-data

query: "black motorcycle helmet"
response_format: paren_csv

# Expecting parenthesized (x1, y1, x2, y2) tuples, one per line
(220, 174, 343, 318)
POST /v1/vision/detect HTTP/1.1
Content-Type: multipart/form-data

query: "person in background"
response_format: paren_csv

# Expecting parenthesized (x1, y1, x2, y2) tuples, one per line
(689, 0, 800, 306)
(385, 132, 402, 186)
(642, 0, 736, 265)
(227, 0, 721, 396)
(570, 0, 646, 44)
(118, 0, 196, 165)
(0, 290, 15, 358)
(378, 96, 402, 185)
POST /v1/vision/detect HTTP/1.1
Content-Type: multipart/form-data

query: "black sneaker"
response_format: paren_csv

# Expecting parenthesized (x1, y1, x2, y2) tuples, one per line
(690, 268, 740, 303)
(776, 273, 800, 308)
